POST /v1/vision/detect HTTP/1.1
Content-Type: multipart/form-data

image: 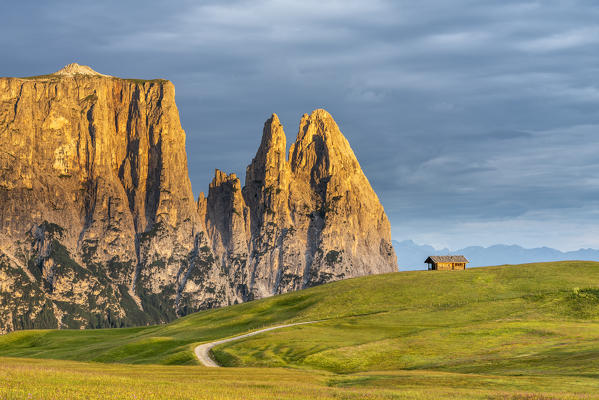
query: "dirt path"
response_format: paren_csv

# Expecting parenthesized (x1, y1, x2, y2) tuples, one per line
(194, 321, 320, 367)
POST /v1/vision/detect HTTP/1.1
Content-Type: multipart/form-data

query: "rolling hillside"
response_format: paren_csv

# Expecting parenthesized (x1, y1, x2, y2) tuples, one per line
(2, 261, 599, 399)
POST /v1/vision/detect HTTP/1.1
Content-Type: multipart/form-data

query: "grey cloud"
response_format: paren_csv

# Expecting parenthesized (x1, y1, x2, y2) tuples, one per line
(0, 0, 597, 251)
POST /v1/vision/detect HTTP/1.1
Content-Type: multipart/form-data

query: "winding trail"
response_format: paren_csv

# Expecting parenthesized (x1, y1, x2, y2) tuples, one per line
(194, 321, 320, 367)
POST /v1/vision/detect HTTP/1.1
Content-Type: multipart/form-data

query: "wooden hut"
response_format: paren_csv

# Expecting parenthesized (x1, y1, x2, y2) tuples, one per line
(425, 255, 469, 271)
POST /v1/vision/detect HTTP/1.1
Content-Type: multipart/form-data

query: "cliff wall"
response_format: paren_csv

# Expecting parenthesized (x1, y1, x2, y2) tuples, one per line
(0, 64, 396, 333)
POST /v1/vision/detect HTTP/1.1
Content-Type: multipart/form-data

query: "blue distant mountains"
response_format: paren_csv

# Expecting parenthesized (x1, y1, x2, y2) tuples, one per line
(393, 240, 599, 271)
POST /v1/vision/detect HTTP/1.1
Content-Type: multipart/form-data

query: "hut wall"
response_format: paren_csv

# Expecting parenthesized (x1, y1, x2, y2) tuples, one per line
(434, 262, 466, 271)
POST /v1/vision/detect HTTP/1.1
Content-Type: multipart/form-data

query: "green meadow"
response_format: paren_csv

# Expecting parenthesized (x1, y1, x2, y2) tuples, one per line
(2, 261, 599, 399)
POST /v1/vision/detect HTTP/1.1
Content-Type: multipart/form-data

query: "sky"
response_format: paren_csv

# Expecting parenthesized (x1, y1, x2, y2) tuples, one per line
(1, 1, 597, 251)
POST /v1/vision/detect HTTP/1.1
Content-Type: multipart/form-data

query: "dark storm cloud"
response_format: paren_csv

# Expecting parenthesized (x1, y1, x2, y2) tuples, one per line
(1, 0, 597, 250)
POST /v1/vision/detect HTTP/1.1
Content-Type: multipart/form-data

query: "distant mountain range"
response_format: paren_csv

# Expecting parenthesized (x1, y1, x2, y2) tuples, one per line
(393, 240, 599, 271)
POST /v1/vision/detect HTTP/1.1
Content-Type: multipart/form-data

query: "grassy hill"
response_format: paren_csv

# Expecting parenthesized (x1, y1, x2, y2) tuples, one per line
(2, 261, 599, 399)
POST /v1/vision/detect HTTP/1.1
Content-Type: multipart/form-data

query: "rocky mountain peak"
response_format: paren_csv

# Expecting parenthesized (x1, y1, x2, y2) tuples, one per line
(210, 169, 240, 189)
(0, 71, 396, 333)
(235, 110, 397, 298)
(261, 113, 286, 159)
(289, 108, 360, 188)
(53, 63, 110, 77)
(246, 113, 288, 187)
(297, 109, 340, 140)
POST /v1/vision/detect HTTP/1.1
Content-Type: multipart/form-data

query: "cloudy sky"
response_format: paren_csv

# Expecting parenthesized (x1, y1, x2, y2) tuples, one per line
(1, 1, 597, 251)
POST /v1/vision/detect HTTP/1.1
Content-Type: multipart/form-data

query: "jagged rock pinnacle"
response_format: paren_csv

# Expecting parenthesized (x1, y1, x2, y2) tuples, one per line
(53, 63, 111, 77)
(246, 113, 287, 184)
(236, 109, 396, 298)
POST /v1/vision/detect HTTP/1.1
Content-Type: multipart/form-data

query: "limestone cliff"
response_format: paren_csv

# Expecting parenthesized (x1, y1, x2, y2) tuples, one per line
(0, 64, 396, 333)
(225, 110, 396, 299)
(0, 64, 214, 331)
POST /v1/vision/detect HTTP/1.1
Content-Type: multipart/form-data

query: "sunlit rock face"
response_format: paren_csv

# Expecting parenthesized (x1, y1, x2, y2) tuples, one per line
(238, 110, 397, 298)
(0, 64, 396, 333)
(0, 64, 209, 331)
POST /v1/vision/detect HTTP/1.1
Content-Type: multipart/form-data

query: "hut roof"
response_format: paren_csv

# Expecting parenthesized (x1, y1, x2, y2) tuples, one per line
(425, 255, 469, 263)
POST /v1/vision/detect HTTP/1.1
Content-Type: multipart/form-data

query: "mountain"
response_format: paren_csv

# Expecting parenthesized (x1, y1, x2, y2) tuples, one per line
(200, 112, 396, 301)
(0, 64, 396, 333)
(393, 240, 599, 270)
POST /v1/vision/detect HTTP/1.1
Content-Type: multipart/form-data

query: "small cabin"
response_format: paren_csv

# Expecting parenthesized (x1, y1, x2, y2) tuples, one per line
(425, 255, 469, 271)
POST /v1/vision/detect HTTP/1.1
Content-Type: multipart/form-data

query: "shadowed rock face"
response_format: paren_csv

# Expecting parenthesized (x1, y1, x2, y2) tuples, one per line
(0, 64, 396, 333)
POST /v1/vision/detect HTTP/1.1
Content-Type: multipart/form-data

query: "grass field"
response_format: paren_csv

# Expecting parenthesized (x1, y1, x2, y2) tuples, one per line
(2, 261, 599, 399)
(1, 357, 597, 400)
